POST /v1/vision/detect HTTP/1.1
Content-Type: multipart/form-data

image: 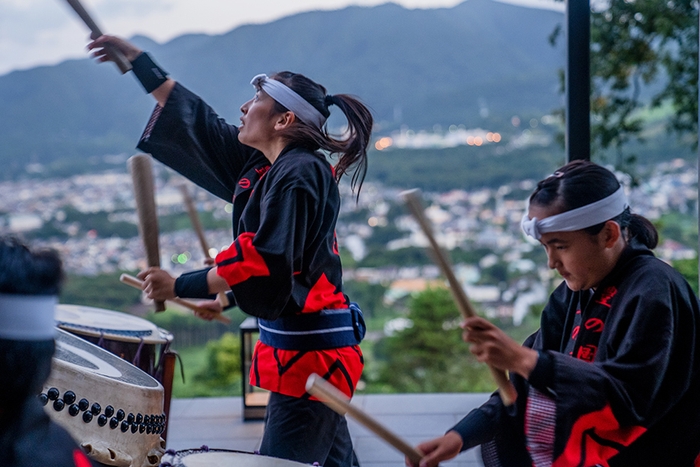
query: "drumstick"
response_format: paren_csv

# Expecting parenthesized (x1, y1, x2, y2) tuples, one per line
(62, 0, 132, 73)
(306, 374, 423, 464)
(128, 154, 165, 312)
(400, 189, 517, 406)
(178, 183, 230, 308)
(119, 274, 231, 325)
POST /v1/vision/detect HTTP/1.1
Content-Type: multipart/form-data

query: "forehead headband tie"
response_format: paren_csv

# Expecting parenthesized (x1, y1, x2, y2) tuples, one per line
(0, 294, 57, 341)
(250, 74, 327, 130)
(521, 186, 628, 240)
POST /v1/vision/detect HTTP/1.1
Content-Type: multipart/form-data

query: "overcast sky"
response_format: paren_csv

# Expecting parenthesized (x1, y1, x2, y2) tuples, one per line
(0, 0, 561, 76)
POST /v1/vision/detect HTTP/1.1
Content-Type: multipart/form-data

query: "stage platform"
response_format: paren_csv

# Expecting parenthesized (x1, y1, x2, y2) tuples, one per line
(167, 392, 490, 467)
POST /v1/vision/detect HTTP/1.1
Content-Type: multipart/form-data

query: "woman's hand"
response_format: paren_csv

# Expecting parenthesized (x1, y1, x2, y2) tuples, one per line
(87, 35, 142, 63)
(406, 431, 463, 467)
(137, 267, 177, 301)
(462, 316, 538, 378)
(192, 300, 224, 321)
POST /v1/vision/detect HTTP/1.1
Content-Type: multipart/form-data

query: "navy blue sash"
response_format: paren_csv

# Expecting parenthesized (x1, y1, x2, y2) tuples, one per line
(258, 303, 366, 351)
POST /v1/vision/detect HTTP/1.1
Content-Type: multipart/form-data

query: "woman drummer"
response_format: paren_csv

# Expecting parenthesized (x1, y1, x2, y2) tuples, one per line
(88, 36, 371, 467)
(411, 160, 700, 467)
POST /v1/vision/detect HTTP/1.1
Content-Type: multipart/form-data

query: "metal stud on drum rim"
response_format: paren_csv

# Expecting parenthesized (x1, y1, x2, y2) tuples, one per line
(41, 329, 165, 467)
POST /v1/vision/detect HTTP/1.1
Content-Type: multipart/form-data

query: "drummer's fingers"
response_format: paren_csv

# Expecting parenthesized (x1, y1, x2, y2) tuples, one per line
(417, 432, 463, 467)
(137, 267, 160, 280)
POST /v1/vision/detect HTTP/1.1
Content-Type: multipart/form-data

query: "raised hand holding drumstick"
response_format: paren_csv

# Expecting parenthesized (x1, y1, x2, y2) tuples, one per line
(62, 0, 133, 73)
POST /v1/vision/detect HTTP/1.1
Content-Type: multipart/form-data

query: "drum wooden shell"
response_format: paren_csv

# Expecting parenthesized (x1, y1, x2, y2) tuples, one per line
(55, 304, 173, 377)
(41, 329, 165, 467)
(163, 448, 312, 467)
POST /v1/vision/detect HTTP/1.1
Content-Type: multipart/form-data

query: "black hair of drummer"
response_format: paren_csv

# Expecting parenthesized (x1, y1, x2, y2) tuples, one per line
(0, 236, 94, 467)
(529, 160, 658, 247)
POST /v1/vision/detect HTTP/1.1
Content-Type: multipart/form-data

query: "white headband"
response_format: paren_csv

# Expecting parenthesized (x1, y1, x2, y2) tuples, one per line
(0, 294, 57, 341)
(250, 74, 327, 130)
(521, 186, 628, 240)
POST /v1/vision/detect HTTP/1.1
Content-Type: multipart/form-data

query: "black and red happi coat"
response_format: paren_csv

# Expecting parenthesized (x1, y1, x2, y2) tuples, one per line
(137, 83, 363, 399)
(453, 245, 700, 466)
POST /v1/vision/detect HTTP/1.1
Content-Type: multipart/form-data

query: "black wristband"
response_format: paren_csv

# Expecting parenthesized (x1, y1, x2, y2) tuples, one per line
(222, 291, 237, 310)
(174, 268, 214, 299)
(131, 52, 169, 93)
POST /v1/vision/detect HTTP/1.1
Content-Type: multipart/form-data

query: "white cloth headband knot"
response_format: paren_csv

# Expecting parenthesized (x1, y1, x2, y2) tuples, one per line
(0, 293, 57, 340)
(250, 74, 327, 130)
(521, 186, 628, 240)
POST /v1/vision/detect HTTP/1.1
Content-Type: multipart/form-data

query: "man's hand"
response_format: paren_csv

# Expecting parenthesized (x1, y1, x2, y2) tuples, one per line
(406, 431, 463, 467)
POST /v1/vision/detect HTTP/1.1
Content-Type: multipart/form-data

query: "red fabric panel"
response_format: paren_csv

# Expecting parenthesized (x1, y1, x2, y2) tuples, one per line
(73, 450, 92, 467)
(252, 342, 363, 399)
(552, 404, 646, 467)
(301, 272, 347, 313)
(216, 232, 270, 285)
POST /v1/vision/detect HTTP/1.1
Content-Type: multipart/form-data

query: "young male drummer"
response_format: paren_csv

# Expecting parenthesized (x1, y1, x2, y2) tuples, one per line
(411, 161, 700, 467)
(0, 236, 94, 467)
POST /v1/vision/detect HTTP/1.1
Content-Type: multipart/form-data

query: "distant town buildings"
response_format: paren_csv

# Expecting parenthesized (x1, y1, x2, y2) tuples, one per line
(0, 157, 696, 323)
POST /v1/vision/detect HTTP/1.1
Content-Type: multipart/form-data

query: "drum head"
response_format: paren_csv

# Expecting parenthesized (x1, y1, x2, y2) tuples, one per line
(56, 304, 173, 344)
(53, 327, 161, 388)
(167, 449, 312, 467)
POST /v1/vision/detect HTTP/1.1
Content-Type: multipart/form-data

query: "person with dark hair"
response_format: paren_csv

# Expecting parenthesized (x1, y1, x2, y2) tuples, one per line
(87, 36, 372, 466)
(411, 160, 700, 467)
(0, 236, 94, 467)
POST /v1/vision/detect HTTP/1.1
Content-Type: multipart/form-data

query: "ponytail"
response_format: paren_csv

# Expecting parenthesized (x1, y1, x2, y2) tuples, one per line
(324, 94, 372, 196)
(627, 213, 658, 249)
(269, 72, 373, 199)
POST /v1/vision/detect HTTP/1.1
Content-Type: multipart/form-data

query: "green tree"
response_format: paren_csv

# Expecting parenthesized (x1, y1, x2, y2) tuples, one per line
(196, 332, 242, 388)
(370, 288, 494, 393)
(553, 1, 697, 170)
(60, 272, 142, 312)
(673, 258, 699, 296)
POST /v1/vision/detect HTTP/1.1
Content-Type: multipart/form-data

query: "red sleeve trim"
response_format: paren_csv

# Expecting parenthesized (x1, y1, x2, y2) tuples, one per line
(215, 232, 270, 286)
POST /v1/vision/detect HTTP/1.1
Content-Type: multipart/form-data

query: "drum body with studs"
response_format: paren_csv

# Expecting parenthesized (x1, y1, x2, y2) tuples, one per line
(55, 304, 173, 378)
(162, 448, 314, 467)
(40, 329, 165, 467)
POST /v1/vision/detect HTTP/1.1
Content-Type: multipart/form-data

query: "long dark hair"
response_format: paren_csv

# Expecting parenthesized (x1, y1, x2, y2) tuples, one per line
(529, 160, 658, 249)
(269, 72, 373, 197)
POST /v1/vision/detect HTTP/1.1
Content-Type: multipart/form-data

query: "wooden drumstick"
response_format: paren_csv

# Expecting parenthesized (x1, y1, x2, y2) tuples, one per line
(178, 183, 230, 308)
(119, 274, 231, 325)
(62, 0, 132, 73)
(400, 189, 517, 406)
(306, 374, 423, 464)
(128, 154, 165, 312)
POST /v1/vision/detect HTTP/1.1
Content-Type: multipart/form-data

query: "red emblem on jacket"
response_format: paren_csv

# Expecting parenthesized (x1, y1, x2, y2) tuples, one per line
(577, 344, 597, 362)
(596, 286, 618, 308)
(584, 318, 605, 333)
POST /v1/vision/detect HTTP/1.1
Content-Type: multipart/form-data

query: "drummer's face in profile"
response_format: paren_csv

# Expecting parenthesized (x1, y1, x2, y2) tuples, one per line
(239, 89, 281, 150)
(529, 204, 611, 292)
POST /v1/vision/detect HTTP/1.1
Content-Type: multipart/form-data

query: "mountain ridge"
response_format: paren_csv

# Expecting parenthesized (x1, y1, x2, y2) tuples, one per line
(0, 0, 564, 176)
